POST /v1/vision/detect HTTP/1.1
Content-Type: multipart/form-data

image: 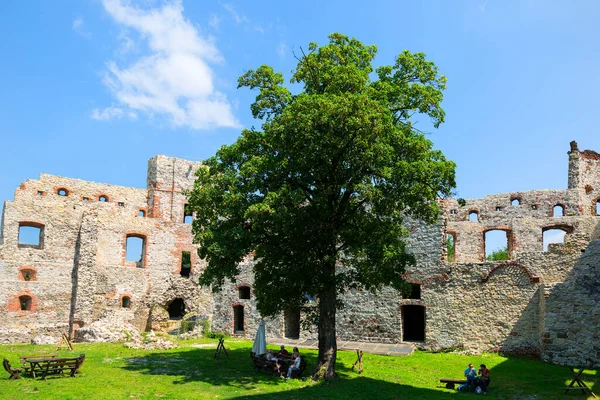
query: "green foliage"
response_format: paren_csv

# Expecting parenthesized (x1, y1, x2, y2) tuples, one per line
(200, 319, 212, 338)
(487, 247, 509, 261)
(457, 198, 466, 207)
(207, 331, 229, 340)
(446, 235, 455, 262)
(188, 32, 456, 377)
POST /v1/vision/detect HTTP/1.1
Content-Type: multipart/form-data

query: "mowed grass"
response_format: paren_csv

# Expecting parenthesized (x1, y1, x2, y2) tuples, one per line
(0, 338, 598, 399)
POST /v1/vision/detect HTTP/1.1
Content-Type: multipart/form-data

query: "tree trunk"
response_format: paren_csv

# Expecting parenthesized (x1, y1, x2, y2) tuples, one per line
(314, 277, 337, 380)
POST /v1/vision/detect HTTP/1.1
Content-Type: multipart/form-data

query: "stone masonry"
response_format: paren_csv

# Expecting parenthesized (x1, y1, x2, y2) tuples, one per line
(1, 142, 599, 367)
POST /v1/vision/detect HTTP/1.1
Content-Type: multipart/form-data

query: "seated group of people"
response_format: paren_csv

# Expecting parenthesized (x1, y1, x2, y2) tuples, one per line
(463, 363, 491, 394)
(264, 345, 301, 379)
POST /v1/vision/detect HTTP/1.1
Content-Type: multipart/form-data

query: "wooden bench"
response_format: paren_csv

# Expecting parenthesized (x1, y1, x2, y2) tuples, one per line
(3, 358, 23, 380)
(251, 353, 279, 375)
(440, 378, 467, 389)
(26, 354, 85, 380)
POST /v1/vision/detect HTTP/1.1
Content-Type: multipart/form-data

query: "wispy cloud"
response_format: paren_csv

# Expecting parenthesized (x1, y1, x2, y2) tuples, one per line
(91, 106, 136, 120)
(208, 14, 221, 30)
(72, 17, 91, 38)
(222, 3, 248, 24)
(96, 0, 240, 130)
(479, 0, 489, 12)
(277, 42, 286, 58)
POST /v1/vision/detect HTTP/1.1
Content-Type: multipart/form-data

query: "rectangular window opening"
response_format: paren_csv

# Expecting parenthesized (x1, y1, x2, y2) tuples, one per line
(18, 224, 43, 249)
(126, 235, 145, 267)
(183, 204, 193, 224)
(180, 251, 191, 278)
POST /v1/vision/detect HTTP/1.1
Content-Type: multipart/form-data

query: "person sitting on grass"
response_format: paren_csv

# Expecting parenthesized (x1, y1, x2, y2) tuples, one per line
(478, 364, 491, 394)
(286, 349, 301, 379)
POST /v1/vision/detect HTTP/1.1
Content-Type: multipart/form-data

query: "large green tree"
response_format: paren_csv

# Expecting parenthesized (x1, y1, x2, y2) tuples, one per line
(188, 33, 456, 380)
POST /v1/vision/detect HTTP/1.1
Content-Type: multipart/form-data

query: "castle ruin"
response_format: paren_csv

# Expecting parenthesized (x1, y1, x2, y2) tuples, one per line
(1, 141, 600, 367)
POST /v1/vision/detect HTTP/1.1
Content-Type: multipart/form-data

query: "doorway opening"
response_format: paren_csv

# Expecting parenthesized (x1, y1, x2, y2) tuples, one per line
(167, 298, 185, 319)
(233, 305, 245, 334)
(284, 308, 300, 339)
(402, 305, 425, 342)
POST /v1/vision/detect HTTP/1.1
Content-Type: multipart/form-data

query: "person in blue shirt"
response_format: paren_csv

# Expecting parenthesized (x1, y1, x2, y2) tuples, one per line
(464, 363, 478, 390)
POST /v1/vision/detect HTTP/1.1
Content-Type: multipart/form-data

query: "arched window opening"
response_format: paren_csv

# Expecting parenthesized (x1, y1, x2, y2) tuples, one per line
(121, 296, 131, 308)
(495, 206, 502, 211)
(99, 195, 109, 202)
(449, 209, 457, 215)
(468, 211, 479, 222)
(180, 251, 191, 278)
(233, 305, 244, 333)
(485, 230, 510, 261)
(18, 223, 44, 249)
(238, 286, 251, 299)
(19, 295, 32, 311)
(137, 210, 146, 217)
(57, 188, 69, 197)
(19, 268, 37, 281)
(167, 298, 185, 319)
(543, 228, 570, 251)
(446, 233, 456, 262)
(183, 204, 193, 224)
(125, 235, 146, 267)
(511, 197, 521, 206)
(596, 200, 600, 216)
(553, 205, 565, 217)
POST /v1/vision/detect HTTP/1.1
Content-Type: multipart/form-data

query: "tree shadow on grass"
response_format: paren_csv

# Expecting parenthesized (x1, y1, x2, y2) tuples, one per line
(121, 342, 597, 399)
(119, 343, 462, 399)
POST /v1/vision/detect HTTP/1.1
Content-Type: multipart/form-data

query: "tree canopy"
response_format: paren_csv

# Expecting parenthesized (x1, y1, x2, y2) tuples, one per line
(188, 33, 456, 380)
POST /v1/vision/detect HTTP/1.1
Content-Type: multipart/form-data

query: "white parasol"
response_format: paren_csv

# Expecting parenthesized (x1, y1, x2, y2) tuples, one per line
(251, 319, 267, 356)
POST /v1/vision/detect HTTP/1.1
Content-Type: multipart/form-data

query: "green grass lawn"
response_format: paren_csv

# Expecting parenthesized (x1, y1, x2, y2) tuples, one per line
(0, 338, 597, 399)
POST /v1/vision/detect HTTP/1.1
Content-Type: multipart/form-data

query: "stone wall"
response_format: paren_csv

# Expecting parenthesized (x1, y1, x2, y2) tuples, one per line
(1, 143, 599, 368)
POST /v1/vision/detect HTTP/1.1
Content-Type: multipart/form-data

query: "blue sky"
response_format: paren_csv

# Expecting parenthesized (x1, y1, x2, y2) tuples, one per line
(1, 0, 599, 221)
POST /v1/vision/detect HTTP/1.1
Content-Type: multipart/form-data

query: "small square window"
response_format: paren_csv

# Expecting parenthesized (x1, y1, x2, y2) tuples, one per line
(450, 209, 457, 215)
(531, 205, 538, 210)
(82, 197, 90, 201)
(495, 207, 502, 211)
(37, 191, 45, 196)
(118, 202, 125, 207)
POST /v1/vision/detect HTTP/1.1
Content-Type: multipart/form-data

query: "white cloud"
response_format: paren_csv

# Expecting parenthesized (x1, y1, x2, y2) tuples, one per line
(96, 0, 240, 130)
(72, 17, 91, 38)
(91, 106, 136, 120)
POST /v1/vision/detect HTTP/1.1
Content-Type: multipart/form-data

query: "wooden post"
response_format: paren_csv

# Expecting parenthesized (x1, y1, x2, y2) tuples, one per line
(56, 333, 73, 351)
(351, 349, 363, 374)
(214, 338, 229, 359)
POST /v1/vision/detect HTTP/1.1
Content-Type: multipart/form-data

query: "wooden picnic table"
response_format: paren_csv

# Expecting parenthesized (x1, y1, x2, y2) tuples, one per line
(25, 354, 85, 380)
